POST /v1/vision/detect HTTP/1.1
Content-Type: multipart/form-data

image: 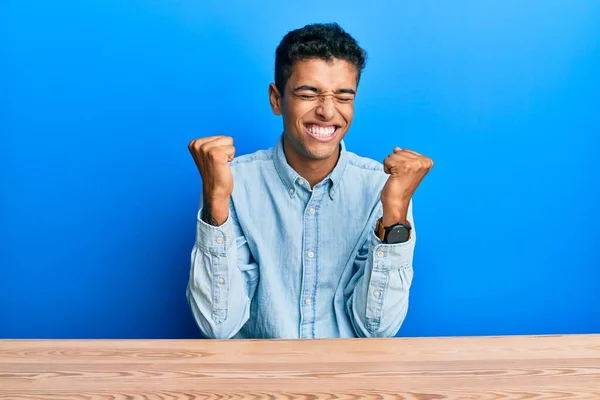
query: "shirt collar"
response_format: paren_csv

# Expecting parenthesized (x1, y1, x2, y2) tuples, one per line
(273, 134, 348, 199)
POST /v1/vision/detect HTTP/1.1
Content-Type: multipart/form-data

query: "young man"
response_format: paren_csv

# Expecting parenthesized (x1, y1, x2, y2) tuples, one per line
(186, 23, 433, 339)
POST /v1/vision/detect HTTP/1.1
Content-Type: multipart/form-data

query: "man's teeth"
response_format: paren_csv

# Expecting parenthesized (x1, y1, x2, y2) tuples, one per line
(306, 124, 336, 136)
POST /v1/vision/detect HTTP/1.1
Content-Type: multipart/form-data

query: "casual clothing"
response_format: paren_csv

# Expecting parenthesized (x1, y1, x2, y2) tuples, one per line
(187, 136, 415, 338)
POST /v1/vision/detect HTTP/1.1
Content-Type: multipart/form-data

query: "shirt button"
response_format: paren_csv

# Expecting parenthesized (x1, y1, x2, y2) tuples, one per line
(218, 277, 225, 285)
(309, 207, 315, 215)
(307, 251, 314, 258)
(298, 178, 304, 186)
(377, 251, 384, 258)
(216, 237, 224, 244)
(289, 188, 295, 195)
(373, 290, 381, 298)
(305, 298, 312, 305)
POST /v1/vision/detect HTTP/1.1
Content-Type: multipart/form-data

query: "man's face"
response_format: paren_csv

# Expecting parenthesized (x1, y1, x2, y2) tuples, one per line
(270, 58, 358, 161)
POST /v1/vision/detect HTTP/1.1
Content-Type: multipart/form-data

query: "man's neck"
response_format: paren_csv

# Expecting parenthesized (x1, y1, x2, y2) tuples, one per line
(282, 136, 340, 188)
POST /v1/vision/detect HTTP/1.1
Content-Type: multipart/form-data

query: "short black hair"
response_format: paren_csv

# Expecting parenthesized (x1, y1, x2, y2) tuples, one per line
(274, 23, 367, 95)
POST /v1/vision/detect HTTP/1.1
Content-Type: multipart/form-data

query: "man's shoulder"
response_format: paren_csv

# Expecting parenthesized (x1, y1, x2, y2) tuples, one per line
(345, 150, 386, 175)
(229, 147, 274, 170)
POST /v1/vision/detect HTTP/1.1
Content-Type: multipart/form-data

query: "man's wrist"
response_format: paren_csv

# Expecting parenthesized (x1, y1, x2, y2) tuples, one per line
(381, 202, 410, 227)
(202, 196, 230, 226)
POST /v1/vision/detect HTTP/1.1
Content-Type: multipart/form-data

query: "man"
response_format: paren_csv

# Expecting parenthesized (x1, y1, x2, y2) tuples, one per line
(186, 23, 433, 339)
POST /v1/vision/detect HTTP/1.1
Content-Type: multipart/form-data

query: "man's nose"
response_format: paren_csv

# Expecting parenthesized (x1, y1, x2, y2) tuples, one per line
(315, 95, 336, 120)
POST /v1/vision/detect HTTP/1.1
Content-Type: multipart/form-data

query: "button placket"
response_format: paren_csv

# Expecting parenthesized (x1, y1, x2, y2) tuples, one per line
(299, 188, 322, 339)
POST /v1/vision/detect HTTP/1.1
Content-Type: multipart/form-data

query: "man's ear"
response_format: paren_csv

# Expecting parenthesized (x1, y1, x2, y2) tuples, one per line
(268, 83, 282, 115)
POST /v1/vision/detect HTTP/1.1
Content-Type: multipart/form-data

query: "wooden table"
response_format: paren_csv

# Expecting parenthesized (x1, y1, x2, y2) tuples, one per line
(1, 334, 599, 399)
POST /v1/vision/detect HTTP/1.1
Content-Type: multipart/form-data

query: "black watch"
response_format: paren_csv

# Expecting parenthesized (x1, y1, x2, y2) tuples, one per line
(375, 218, 411, 244)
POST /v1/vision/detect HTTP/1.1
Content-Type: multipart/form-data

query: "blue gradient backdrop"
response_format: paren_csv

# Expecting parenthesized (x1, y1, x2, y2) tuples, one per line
(1, 0, 599, 338)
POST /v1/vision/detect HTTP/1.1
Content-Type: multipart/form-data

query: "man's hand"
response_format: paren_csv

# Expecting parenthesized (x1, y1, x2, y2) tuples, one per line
(188, 136, 235, 225)
(381, 147, 434, 226)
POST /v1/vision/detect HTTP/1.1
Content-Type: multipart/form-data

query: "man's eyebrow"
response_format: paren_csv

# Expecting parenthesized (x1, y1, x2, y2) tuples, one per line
(335, 88, 357, 95)
(292, 86, 357, 95)
(293, 85, 319, 92)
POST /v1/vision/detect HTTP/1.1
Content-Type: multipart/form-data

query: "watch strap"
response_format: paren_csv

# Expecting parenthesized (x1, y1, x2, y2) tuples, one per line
(375, 218, 412, 243)
(375, 218, 386, 241)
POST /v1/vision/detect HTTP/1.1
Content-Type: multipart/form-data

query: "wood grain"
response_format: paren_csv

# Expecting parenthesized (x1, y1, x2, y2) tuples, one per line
(1, 335, 599, 399)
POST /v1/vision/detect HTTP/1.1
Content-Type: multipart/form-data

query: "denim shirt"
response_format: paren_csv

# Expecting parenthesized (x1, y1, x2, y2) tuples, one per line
(186, 135, 416, 339)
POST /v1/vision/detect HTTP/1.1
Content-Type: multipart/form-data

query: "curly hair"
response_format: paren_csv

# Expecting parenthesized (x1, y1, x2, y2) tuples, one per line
(274, 23, 367, 95)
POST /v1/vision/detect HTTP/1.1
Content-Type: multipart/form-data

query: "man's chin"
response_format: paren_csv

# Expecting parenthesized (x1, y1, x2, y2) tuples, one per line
(303, 143, 340, 161)
(305, 152, 332, 161)
(285, 131, 342, 161)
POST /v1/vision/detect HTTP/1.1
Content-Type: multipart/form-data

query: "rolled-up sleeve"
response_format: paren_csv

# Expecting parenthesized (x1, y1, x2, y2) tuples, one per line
(346, 203, 416, 338)
(186, 206, 259, 339)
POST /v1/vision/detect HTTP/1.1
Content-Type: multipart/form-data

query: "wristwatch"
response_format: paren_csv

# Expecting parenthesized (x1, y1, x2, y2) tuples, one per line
(375, 218, 411, 244)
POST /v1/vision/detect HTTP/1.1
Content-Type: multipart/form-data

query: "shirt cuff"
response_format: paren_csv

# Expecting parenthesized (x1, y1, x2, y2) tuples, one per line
(196, 208, 235, 255)
(369, 231, 414, 270)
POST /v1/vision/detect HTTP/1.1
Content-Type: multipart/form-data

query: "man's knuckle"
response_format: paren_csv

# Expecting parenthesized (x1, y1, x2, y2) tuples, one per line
(206, 148, 217, 160)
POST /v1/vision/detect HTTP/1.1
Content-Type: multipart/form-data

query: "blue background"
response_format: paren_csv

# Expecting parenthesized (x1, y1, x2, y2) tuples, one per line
(1, 0, 599, 339)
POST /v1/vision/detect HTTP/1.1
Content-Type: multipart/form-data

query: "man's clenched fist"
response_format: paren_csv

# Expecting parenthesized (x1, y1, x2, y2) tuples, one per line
(188, 136, 235, 225)
(380, 147, 434, 226)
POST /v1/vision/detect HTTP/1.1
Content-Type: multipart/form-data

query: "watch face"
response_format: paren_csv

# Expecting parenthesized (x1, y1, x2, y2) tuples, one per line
(387, 225, 410, 243)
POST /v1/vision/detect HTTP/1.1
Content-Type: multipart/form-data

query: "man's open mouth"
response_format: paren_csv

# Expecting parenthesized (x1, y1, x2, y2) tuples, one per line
(304, 123, 340, 141)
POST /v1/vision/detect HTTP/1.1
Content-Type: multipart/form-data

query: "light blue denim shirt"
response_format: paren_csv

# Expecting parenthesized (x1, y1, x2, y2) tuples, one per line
(186, 135, 416, 339)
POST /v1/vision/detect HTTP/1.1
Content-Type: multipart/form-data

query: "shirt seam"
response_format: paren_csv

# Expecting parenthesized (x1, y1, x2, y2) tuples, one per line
(346, 155, 385, 172)
(229, 151, 273, 167)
